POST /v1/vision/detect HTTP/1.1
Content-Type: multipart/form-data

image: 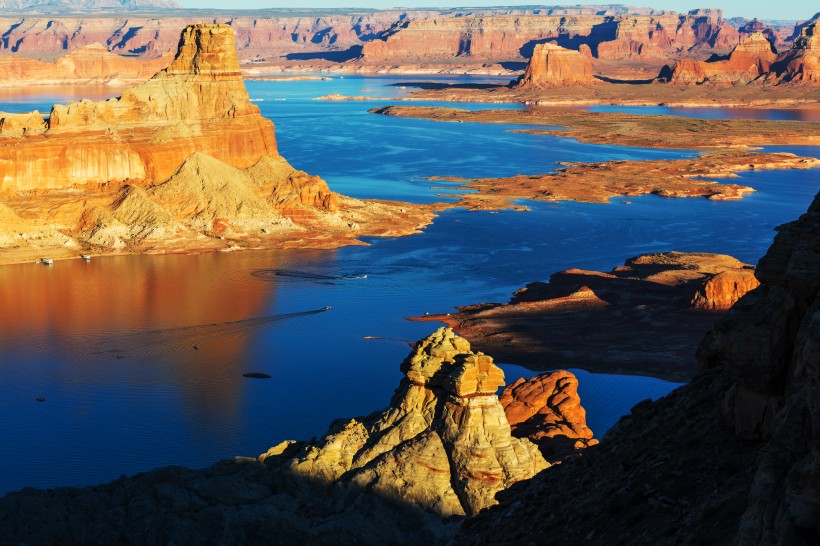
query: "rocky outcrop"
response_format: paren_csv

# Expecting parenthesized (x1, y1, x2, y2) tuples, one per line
(0, 328, 547, 544)
(414, 252, 759, 382)
(0, 43, 173, 86)
(453, 191, 820, 544)
(500, 371, 597, 462)
(663, 31, 777, 84)
(769, 21, 819, 83)
(0, 23, 277, 192)
(515, 42, 597, 88)
(286, 328, 548, 517)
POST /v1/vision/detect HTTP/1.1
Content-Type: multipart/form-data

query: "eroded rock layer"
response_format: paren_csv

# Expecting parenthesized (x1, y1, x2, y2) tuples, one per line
(664, 31, 777, 84)
(0, 23, 277, 192)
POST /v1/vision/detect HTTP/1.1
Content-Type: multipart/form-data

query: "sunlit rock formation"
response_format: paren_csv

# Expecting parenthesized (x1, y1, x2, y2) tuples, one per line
(515, 42, 597, 88)
(663, 31, 777, 84)
(0, 23, 436, 262)
(284, 327, 548, 517)
(500, 370, 597, 462)
(0, 23, 277, 192)
(769, 20, 819, 83)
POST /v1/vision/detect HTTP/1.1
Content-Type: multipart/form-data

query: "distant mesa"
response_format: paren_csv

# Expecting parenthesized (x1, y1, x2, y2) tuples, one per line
(515, 42, 597, 88)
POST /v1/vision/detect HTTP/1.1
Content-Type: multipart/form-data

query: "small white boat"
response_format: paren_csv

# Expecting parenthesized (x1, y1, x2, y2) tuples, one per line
(40, 258, 53, 265)
(80, 254, 91, 261)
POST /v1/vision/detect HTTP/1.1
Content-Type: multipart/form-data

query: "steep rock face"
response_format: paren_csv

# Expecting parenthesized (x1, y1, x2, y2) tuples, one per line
(453, 191, 820, 544)
(286, 327, 548, 517)
(697, 191, 820, 542)
(515, 42, 596, 88)
(769, 21, 819, 83)
(500, 371, 597, 461)
(595, 9, 738, 60)
(0, 24, 277, 192)
(664, 32, 777, 84)
(0, 43, 173, 85)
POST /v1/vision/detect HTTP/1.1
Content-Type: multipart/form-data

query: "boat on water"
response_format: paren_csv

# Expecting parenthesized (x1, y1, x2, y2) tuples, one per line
(80, 254, 91, 261)
(40, 258, 53, 265)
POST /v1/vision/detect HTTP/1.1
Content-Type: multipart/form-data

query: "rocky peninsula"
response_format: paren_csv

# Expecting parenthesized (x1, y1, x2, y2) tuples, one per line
(0, 24, 436, 265)
(411, 252, 759, 382)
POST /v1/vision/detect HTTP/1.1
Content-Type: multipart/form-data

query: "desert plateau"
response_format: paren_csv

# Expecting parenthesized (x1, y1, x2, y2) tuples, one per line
(0, 2, 818, 545)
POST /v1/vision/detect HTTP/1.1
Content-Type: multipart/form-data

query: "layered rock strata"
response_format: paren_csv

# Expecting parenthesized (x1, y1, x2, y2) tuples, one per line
(515, 42, 597, 88)
(413, 252, 759, 382)
(453, 190, 820, 545)
(0, 24, 436, 263)
(285, 327, 548, 517)
(663, 31, 777, 84)
(0, 43, 173, 86)
(0, 23, 277, 192)
(500, 371, 598, 461)
(769, 21, 819, 83)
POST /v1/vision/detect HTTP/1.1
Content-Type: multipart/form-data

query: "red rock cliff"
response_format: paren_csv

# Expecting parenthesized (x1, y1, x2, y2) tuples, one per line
(0, 24, 277, 192)
(769, 21, 819, 83)
(664, 31, 777, 84)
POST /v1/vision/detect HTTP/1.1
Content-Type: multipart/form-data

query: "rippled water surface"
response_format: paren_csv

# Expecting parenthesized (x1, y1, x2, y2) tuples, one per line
(0, 76, 818, 494)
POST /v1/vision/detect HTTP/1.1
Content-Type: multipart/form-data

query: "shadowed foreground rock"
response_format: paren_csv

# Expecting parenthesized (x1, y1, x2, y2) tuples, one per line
(453, 190, 820, 545)
(0, 328, 547, 544)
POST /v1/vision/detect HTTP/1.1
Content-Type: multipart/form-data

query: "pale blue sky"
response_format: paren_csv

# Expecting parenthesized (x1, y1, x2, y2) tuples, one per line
(178, 2, 814, 22)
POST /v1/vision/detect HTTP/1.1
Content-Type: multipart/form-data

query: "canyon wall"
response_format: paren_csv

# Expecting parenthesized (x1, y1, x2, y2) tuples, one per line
(662, 21, 819, 84)
(0, 7, 807, 73)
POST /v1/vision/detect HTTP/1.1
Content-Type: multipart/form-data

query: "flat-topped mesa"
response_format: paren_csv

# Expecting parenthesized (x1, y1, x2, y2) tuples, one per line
(769, 21, 819, 83)
(0, 24, 277, 192)
(515, 42, 597, 88)
(284, 327, 547, 517)
(662, 32, 777, 84)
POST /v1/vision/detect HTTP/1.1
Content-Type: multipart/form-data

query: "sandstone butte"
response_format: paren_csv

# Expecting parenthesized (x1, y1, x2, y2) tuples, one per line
(663, 21, 820, 85)
(454, 190, 820, 545)
(0, 43, 174, 86)
(515, 42, 597, 88)
(411, 252, 760, 382)
(0, 24, 436, 264)
(0, 327, 599, 543)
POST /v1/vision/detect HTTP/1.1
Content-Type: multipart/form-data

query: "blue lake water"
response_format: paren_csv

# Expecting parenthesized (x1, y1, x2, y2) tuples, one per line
(0, 76, 818, 495)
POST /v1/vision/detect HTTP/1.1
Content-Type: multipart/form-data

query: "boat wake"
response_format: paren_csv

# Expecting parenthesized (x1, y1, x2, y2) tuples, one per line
(251, 268, 367, 283)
